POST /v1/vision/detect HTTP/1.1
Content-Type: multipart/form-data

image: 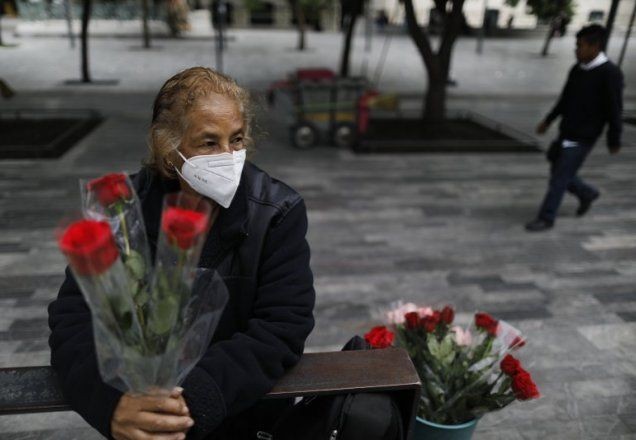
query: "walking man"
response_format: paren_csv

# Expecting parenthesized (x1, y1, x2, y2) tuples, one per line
(526, 24, 624, 232)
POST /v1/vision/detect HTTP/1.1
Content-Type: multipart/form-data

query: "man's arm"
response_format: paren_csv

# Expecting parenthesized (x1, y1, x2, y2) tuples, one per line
(543, 67, 574, 127)
(606, 65, 624, 152)
(181, 200, 315, 439)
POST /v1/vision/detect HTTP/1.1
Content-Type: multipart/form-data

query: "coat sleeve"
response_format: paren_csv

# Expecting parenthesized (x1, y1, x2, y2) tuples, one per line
(48, 268, 124, 439)
(606, 66, 624, 149)
(181, 200, 316, 439)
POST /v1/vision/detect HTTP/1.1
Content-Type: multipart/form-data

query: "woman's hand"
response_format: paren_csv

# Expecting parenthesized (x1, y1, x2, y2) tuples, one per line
(111, 387, 194, 440)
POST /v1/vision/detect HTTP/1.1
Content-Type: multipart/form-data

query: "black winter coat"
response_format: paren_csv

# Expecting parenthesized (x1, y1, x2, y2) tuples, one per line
(48, 162, 316, 439)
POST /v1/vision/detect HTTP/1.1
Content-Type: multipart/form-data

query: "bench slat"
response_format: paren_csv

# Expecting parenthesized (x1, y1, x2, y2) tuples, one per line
(0, 348, 421, 439)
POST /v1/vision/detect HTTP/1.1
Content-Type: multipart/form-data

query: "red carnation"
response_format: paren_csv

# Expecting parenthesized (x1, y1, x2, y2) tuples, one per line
(440, 306, 454, 325)
(87, 173, 132, 207)
(509, 335, 526, 349)
(59, 220, 119, 276)
(500, 354, 522, 376)
(475, 312, 499, 336)
(364, 326, 394, 349)
(162, 207, 208, 250)
(511, 370, 540, 400)
(404, 312, 420, 330)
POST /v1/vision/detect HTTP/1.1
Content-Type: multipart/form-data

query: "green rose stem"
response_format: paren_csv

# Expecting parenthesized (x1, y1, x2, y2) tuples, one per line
(115, 203, 131, 256)
(114, 202, 148, 334)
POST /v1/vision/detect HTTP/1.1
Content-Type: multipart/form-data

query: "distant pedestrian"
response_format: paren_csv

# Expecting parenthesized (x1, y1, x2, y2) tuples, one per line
(526, 24, 624, 232)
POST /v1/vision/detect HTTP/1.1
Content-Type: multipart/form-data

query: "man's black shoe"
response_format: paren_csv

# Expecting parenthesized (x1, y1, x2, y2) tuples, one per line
(525, 219, 554, 232)
(576, 192, 600, 217)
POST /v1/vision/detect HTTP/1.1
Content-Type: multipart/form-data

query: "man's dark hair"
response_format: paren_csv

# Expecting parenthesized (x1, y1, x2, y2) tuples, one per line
(576, 24, 607, 48)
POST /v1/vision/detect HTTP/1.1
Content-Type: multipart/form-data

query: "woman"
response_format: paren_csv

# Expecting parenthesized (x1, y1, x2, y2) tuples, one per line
(48, 67, 316, 440)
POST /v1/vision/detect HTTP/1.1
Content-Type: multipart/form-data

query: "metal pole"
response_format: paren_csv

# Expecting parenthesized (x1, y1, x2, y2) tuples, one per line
(618, 0, 635, 66)
(476, 0, 487, 54)
(605, 0, 620, 50)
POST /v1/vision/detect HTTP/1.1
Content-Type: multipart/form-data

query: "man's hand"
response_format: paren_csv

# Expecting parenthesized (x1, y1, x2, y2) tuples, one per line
(609, 146, 621, 155)
(111, 387, 193, 440)
(536, 121, 549, 135)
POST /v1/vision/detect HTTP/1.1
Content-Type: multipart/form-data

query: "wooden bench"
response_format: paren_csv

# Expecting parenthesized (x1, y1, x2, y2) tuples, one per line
(0, 348, 421, 439)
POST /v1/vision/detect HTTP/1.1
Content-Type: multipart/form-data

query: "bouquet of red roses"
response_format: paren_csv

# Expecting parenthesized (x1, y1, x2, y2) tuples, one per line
(59, 173, 228, 393)
(365, 302, 540, 425)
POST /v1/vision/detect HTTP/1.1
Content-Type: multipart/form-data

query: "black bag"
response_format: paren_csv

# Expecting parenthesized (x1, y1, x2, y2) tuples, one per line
(257, 337, 404, 440)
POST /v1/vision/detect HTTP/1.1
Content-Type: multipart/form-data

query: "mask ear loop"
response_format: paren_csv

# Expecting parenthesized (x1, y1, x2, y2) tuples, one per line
(168, 149, 192, 180)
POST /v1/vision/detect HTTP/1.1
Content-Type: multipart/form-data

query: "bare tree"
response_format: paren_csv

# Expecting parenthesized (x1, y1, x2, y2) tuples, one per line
(402, 0, 465, 121)
(289, 0, 307, 50)
(339, 0, 363, 77)
(80, 0, 92, 82)
(141, 0, 151, 48)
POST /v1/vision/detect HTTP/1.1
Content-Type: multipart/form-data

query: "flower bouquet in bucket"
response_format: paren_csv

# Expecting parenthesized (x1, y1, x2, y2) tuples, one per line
(58, 172, 228, 394)
(365, 303, 540, 439)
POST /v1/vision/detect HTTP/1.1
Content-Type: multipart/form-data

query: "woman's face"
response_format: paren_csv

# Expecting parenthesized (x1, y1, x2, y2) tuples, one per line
(175, 93, 245, 194)
(179, 93, 245, 158)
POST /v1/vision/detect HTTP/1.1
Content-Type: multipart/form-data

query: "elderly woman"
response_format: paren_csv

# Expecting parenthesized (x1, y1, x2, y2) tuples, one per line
(48, 67, 316, 440)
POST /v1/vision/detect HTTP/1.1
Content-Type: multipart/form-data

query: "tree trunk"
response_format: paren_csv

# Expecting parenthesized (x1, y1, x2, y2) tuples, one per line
(142, 0, 151, 48)
(0, 15, 3, 46)
(541, 22, 554, 56)
(425, 76, 446, 122)
(605, 0, 620, 50)
(292, 0, 306, 51)
(618, 0, 636, 66)
(81, 0, 92, 83)
(339, 14, 357, 77)
(403, 0, 464, 121)
(64, 0, 76, 48)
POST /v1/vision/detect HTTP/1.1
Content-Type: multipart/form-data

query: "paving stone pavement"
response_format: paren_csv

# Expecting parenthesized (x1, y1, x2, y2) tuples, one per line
(1, 29, 636, 439)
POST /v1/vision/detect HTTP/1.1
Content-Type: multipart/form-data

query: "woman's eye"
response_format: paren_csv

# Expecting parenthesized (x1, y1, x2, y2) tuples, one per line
(232, 137, 243, 144)
(204, 141, 217, 148)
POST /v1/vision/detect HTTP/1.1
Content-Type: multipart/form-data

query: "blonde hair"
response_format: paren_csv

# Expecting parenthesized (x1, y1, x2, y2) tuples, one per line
(147, 67, 253, 178)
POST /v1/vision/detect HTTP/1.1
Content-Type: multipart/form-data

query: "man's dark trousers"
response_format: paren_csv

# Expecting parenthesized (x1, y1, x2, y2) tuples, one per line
(537, 140, 599, 223)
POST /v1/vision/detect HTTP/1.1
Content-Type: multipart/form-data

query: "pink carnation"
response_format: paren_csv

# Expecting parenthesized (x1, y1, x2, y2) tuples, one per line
(386, 303, 419, 324)
(417, 307, 434, 318)
(452, 326, 473, 346)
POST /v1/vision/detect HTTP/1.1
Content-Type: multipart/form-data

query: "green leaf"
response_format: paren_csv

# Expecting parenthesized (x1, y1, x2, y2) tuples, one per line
(109, 296, 133, 329)
(147, 295, 179, 336)
(133, 285, 150, 307)
(124, 250, 146, 281)
(427, 333, 441, 358)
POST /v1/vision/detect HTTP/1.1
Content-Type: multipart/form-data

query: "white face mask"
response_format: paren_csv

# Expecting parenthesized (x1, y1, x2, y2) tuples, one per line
(174, 149, 246, 208)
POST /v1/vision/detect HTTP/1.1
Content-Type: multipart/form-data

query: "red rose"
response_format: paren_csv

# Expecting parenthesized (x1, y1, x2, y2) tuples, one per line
(500, 354, 522, 376)
(59, 220, 119, 276)
(364, 326, 394, 349)
(162, 207, 208, 250)
(509, 335, 526, 349)
(422, 311, 441, 333)
(87, 173, 132, 207)
(440, 306, 454, 325)
(511, 370, 540, 400)
(404, 312, 420, 330)
(475, 312, 499, 336)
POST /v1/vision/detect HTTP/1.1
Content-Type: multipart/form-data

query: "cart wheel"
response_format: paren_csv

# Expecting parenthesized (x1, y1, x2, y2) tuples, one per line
(291, 123, 318, 149)
(333, 123, 357, 149)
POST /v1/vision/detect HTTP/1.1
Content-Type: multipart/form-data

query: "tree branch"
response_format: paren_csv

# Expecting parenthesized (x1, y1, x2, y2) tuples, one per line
(438, 0, 464, 76)
(403, 0, 436, 74)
